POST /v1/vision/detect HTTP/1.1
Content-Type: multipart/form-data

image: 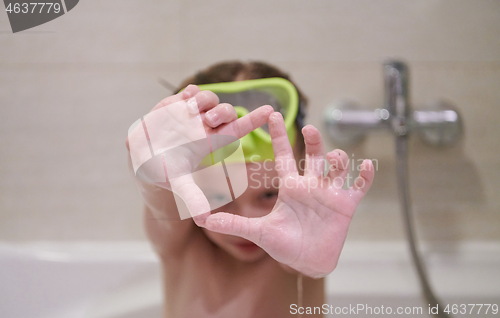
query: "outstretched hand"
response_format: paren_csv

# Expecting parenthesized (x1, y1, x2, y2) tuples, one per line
(127, 85, 273, 223)
(202, 112, 375, 278)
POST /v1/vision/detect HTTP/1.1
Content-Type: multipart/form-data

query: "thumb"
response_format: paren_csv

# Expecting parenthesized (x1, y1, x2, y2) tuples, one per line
(204, 212, 263, 244)
(170, 175, 211, 225)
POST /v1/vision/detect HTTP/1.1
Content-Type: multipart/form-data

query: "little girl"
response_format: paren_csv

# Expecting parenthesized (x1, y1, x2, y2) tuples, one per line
(127, 61, 374, 317)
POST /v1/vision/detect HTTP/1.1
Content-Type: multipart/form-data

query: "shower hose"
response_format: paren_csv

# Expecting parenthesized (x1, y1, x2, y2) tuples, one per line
(395, 135, 452, 318)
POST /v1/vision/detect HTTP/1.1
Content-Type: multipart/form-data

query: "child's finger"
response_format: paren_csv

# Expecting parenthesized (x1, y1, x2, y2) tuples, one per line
(351, 159, 375, 198)
(152, 84, 200, 111)
(192, 212, 211, 227)
(169, 174, 211, 225)
(152, 88, 220, 116)
(204, 103, 237, 128)
(188, 90, 220, 114)
(269, 112, 298, 178)
(326, 149, 349, 187)
(302, 125, 326, 178)
(204, 212, 263, 245)
(216, 105, 274, 139)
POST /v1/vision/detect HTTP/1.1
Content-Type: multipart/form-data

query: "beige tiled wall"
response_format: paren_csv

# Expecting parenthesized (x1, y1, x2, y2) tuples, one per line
(1, 0, 499, 242)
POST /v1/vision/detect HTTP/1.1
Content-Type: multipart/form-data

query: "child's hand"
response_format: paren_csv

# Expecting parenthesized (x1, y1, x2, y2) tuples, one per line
(202, 112, 375, 278)
(127, 85, 273, 223)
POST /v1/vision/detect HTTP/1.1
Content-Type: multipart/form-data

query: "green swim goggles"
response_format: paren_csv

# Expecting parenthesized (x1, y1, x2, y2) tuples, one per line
(197, 77, 301, 162)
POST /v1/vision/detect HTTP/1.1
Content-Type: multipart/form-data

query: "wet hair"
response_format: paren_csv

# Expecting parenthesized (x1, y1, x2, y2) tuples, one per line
(177, 61, 307, 154)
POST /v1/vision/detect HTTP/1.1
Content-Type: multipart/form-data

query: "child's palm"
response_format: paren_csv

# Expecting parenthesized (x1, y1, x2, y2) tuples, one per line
(204, 113, 374, 278)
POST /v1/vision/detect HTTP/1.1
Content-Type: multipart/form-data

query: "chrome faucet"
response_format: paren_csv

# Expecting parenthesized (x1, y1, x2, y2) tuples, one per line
(324, 60, 462, 146)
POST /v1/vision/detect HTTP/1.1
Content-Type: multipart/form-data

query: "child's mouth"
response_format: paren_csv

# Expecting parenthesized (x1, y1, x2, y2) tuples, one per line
(235, 241, 260, 252)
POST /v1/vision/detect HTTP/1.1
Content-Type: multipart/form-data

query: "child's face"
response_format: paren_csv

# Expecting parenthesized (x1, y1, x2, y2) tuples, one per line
(202, 161, 279, 262)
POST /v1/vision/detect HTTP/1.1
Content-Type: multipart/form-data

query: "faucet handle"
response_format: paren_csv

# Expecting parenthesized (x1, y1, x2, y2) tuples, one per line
(324, 100, 389, 147)
(413, 100, 463, 147)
